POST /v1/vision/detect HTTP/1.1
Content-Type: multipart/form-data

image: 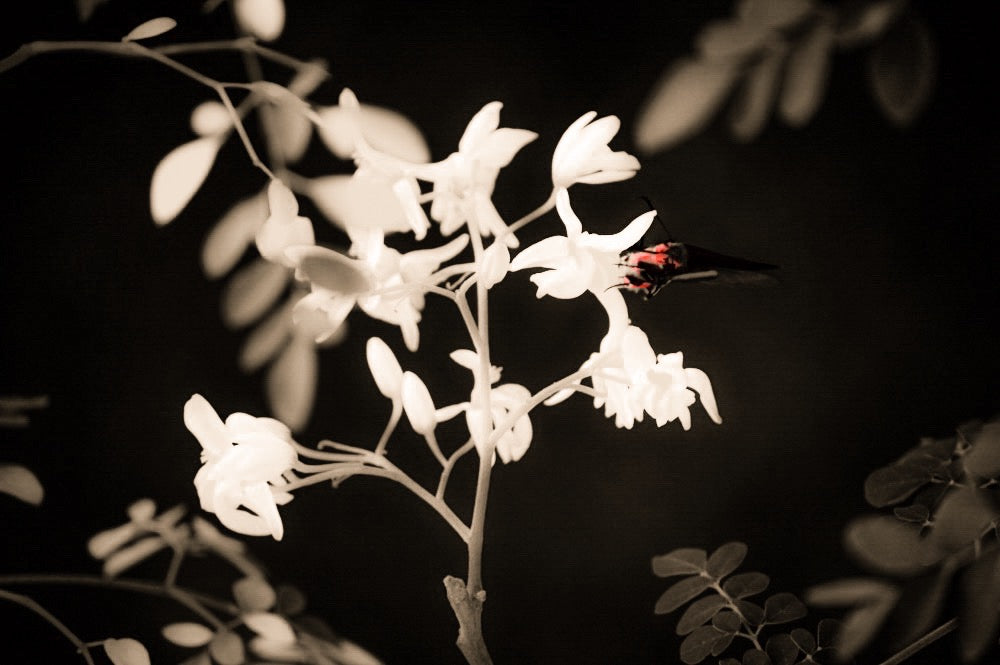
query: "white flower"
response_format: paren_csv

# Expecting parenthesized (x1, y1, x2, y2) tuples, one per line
(551, 112, 640, 189)
(510, 188, 655, 337)
(255, 180, 315, 267)
(184, 395, 297, 541)
(580, 327, 722, 430)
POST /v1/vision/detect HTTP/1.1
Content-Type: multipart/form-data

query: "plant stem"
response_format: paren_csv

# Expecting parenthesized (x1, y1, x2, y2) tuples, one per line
(877, 617, 957, 665)
(0, 588, 96, 664)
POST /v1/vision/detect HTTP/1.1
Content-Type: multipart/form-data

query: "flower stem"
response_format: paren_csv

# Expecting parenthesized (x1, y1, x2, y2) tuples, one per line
(877, 617, 957, 665)
(505, 189, 557, 237)
(0, 588, 96, 664)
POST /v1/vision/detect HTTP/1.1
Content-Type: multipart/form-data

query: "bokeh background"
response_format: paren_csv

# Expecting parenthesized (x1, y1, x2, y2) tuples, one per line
(0, 1, 996, 663)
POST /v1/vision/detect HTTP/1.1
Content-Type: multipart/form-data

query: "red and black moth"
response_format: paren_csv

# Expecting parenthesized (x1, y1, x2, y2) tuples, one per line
(619, 200, 778, 299)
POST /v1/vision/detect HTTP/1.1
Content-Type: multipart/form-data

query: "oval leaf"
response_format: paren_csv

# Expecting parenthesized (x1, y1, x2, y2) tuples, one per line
(286, 245, 374, 296)
(707, 541, 748, 579)
(843, 515, 931, 575)
(276, 585, 307, 616)
(959, 548, 1000, 662)
(103, 536, 166, 577)
(233, 0, 285, 42)
(925, 489, 998, 557)
(763, 593, 807, 624)
(652, 547, 708, 577)
(202, 191, 269, 279)
(233, 576, 277, 612)
(239, 298, 294, 373)
(723, 572, 770, 599)
(122, 17, 177, 42)
(162, 622, 214, 647)
(779, 18, 835, 127)
(317, 104, 430, 163)
(678, 595, 728, 635)
(0, 464, 43, 505)
(805, 577, 898, 607)
(266, 334, 317, 432)
(104, 638, 151, 665)
(765, 633, 799, 665)
(713, 610, 741, 632)
(867, 13, 936, 127)
(963, 420, 1000, 478)
(834, 594, 897, 660)
(680, 625, 723, 665)
(729, 43, 786, 141)
(263, 100, 313, 164)
(242, 611, 296, 643)
(150, 136, 222, 225)
(736, 600, 765, 626)
(864, 463, 933, 507)
(209, 630, 246, 665)
(635, 58, 741, 153)
(789, 627, 816, 654)
(221, 258, 289, 329)
(741, 648, 770, 665)
(655, 575, 711, 614)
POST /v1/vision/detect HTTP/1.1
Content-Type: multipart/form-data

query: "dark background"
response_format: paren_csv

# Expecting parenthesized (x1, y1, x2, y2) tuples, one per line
(0, 1, 996, 663)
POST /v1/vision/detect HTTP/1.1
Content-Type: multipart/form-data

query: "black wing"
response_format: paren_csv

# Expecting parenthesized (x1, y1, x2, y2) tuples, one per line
(682, 244, 778, 273)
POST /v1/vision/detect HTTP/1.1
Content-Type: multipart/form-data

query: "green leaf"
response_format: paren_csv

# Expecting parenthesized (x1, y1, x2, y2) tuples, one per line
(790, 628, 815, 654)
(122, 17, 177, 42)
(680, 625, 724, 664)
(765, 633, 798, 665)
(707, 542, 748, 579)
(724, 572, 770, 599)
(634, 58, 742, 153)
(161, 622, 213, 647)
(741, 648, 771, 665)
(103, 638, 151, 665)
(867, 12, 936, 127)
(652, 547, 708, 577)
(964, 420, 1000, 478)
(233, 576, 277, 612)
(713, 610, 742, 633)
(843, 515, 932, 575)
(209, 630, 244, 665)
(655, 575, 712, 614)
(763, 593, 807, 624)
(864, 464, 934, 507)
(0, 464, 44, 505)
(677, 595, 729, 635)
(779, 18, 836, 127)
(959, 548, 1000, 662)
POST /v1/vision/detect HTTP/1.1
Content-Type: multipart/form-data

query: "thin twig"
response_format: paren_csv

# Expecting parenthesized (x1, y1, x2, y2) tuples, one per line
(0, 589, 96, 664)
(877, 618, 958, 665)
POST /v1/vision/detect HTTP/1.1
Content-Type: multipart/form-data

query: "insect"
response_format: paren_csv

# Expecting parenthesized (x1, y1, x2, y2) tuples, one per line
(618, 199, 778, 299)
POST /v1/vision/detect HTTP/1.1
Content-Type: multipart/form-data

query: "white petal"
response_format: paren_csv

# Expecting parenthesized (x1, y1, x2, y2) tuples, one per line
(552, 111, 597, 177)
(509, 236, 569, 271)
(480, 241, 511, 289)
(400, 234, 470, 279)
(263, 99, 313, 164)
(475, 128, 538, 168)
(286, 245, 374, 296)
(582, 210, 656, 254)
(555, 188, 583, 236)
(367, 336, 403, 400)
(685, 367, 723, 424)
(243, 612, 297, 643)
(256, 215, 315, 266)
(242, 483, 287, 540)
(392, 178, 430, 240)
(530, 269, 588, 300)
(458, 101, 503, 154)
(184, 394, 231, 454)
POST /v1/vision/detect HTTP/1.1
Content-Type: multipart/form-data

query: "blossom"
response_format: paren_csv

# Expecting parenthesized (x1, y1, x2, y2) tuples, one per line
(559, 326, 722, 430)
(255, 180, 315, 267)
(551, 112, 640, 189)
(510, 188, 655, 336)
(184, 394, 298, 540)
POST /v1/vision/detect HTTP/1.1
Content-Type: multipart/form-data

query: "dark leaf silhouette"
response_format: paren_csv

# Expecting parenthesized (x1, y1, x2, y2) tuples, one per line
(652, 547, 708, 577)
(867, 12, 936, 127)
(678, 595, 729, 635)
(730, 44, 786, 141)
(714, 610, 742, 632)
(843, 515, 932, 575)
(964, 420, 1000, 478)
(864, 463, 935, 507)
(656, 575, 712, 614)
(764, 593, 807, 624)
(778, 18, 835, 127)
(680, 625, 725, 664)
(707, 541, 749, 579)
(765, 632, 798, 665)
(742, 648, 771, 665)
(724, 571, 770, 599)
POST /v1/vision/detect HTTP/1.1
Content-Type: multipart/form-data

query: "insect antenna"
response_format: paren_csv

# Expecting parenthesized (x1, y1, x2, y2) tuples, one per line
(640, 196, 672, 242)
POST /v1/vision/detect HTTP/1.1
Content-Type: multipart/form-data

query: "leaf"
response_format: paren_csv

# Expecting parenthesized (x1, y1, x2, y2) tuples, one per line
(864, 463, 935, 507)
(239, 298, 294, 373)
(0, 464, 43, 505)
(103, 536, 166, 577)
(202, 192, 269, 279)
(736, 600, 765, 627)
(789, 627, 816, 654)
(893, 504, 930, 523)
(763, 593, 807, 624)
(778, 18, 835, 127)
(738, 0, 816, 31)
(103, 638, 151, 665)
(286, 245, 375, 296)
(77, 0, 110, 21)
(266, 334, 317, 432)
(711, 631, 736, 657)
(680, 625, 724, 664)
(805, 577, 898, 607)
(263, 100, 313, 165)
(652, 547, 708, 577)
(655, 575, 712, 614)
(316, 104, 430, 163)
(741, 648, 771, 665)
(707, 541, 748, 579)
(276, 584, 307, 615)
(179, 651, 211, 665)
(816, 618, 840, 648)
(926, 489, 998, 557)
(713, 610, 742, 633)
(242, 611, 296, 643)
(843, 515, 932, 575)
(307, 174, 413, 236)
(765, 633, 799, 665)
(729, 44, 786, 142)
(634, 58, 742, 153)
(834, 593, 898, 661)
(122, 17, 177, 42)
(190, 100, 233, 137)
(835, 0, 907, 48)
(959, 548, 1000, 662)
(209, 630, 245, 665)
(678, 595, 729, 635)
(723, 571, 770, 599)
(233, 576, 277, 612)
(696, 19, 770, 61)
(867, 13, 936, 127)
(88, 522, 140, 559)
(162, 622, 214, 647)
(150, 136, 222, 225)
(221, 258, 289, 329)
(964, 420, 1000, 478)
(232, 0, 285, 41)
(891, 566, 954, 645)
